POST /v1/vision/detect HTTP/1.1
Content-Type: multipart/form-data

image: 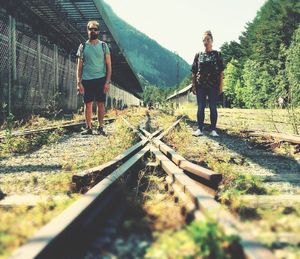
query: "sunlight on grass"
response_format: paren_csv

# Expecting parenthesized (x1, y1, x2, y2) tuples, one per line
(0, 195, 79, 259)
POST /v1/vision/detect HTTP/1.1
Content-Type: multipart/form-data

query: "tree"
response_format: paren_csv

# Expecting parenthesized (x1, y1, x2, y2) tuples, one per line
(242, 60, 275, 108)
(286, 25, 300, 106)
(223, 59, 242, 107)
(220, 41, 243, 66)
(239, 0, 300, 62)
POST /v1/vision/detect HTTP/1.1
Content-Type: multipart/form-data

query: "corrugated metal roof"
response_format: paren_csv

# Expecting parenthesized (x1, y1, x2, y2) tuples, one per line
(167, 84, 192, 100)
(1, 0, 142, 94)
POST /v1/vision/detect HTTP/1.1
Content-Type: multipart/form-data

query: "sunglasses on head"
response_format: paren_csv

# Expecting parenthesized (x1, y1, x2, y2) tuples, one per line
(88, 27, 99, 31)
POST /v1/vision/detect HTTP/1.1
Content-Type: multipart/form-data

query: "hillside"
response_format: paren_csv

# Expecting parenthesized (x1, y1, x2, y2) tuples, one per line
(101, 1, 190, 88)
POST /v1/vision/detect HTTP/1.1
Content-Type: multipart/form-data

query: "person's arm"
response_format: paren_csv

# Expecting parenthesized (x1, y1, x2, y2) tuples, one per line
(192, 73, 197, 94)
(191, 53, 199, 95)
(217, 51, 225, 95)
(104, 53, 112, 93)
(76, 58, 84, 94)
(219, 71, 224, 94)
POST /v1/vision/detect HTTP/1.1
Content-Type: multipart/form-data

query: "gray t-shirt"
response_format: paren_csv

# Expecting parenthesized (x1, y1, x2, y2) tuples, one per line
(76, 40, 110, 80)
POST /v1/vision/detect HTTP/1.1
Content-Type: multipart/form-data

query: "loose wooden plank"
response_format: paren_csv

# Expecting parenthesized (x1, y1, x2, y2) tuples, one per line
(72, 139, 149, 191)
(152, 138, 222, 183)
(238, 195, 300, 207)
(247, 132, 300, 144)
(251, 174, 300, 183)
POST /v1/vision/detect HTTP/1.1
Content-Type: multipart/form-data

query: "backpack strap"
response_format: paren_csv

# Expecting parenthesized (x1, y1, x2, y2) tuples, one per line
(102, 42, 106, 53)
(82, 41, 106, 55)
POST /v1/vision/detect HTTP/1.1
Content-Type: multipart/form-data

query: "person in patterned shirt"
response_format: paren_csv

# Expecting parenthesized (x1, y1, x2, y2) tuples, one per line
(191, 30, 224, 137)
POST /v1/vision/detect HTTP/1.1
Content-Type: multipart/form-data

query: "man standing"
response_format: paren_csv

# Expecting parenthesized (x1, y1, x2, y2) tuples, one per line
(76, 20, 112, 135)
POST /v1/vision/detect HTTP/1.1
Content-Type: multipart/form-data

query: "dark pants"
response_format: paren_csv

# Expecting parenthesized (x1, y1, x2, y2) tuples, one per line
(82, 77, 106, 103)
(196, 86, 218, 131)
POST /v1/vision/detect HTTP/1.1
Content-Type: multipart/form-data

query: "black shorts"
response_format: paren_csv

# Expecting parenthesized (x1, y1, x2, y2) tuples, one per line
(82, 77, 106, 103)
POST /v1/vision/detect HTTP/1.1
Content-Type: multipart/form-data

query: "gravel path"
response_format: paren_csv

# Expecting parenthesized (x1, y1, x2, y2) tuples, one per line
(0, 124, 114, 196)
(185, 124, 300, 194)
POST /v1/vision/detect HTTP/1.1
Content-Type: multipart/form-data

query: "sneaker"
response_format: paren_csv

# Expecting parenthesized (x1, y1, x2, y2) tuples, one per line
(81, 128, 93, 135)
(210, 130, 219, 137)
(97, 126, 107, 136)
(192, 129, 203, 136)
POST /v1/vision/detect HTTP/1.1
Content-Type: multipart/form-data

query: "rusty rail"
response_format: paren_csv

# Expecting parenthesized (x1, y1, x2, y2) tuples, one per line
(0, 117, 115, 140)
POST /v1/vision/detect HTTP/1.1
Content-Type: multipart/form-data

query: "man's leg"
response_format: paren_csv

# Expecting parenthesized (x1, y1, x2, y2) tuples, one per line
(96, 101, 105, 127)
(85, 102, 93, 128)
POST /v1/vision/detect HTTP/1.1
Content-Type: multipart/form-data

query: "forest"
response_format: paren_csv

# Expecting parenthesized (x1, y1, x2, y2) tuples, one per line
(221, 0, 300, 109)
(143, 0, 300, 109)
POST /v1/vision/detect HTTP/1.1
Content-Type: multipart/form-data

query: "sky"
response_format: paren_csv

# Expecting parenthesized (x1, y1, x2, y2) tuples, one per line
(103, 0, 267, 63)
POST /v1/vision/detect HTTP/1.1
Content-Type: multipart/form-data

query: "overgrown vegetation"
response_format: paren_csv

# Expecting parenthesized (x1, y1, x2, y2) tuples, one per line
(0, 108, 146, 258)
(127, 168, 239, 259)
(164, 121, 270, 203)
(221, 0, 300, 113)
(0, 114, 66, 158)
(162, 107, 300, 257)
(0, 196, 78, 259)
(145, 219, 239, 259)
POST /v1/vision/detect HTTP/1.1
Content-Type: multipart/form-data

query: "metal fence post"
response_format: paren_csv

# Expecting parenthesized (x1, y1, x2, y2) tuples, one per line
(53, 44, 58, 106)
(68, 53, 73, 109)
(37, 34, 42, 106)
(8, 15, 16, 114)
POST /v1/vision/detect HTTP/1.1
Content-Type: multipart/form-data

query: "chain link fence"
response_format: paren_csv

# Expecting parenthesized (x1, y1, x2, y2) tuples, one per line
(0, 9, 141, 123)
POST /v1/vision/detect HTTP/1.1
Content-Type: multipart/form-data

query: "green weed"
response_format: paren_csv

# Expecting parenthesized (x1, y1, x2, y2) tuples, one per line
(0, 195, 78, 259)
(145, 219, 239, 259)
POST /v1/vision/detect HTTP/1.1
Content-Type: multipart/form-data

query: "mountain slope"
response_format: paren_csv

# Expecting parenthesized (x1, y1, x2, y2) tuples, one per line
(101, 1, 190, 88)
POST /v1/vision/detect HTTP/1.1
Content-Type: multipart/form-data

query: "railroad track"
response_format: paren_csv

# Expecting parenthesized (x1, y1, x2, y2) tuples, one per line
(185, 118, 300, 146)
(0, 117, 116, 140)
(10, 115, 276, 259)
(242, 130, 300, 145)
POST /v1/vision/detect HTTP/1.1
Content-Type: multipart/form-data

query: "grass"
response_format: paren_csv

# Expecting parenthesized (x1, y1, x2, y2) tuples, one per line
(0, 129, 65, 158)
(0, 108, 146, 258)
(145, 219, 239, 259)
(0, 195, 79, 259)
(135, 168, 239, 259)
(0, 172, 74, 195)
(163, 106, 300, 257)
(163, 121, 273, 203)
(175, 103, 300, 134)
(149, 110, 178, 131)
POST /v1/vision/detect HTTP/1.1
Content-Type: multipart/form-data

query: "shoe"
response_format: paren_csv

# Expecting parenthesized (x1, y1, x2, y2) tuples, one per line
(210, 130, 219, 137)
(192, 129, 203, 136)
(81, 128, 93, 135)
(97, 126, 107, 136)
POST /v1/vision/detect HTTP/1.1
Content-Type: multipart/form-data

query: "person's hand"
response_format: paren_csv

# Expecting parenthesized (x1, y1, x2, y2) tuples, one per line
(104, 82, 110, 93)
(77, 82, 84, 94)
(196, 72, 201, 82)
(219, 86, 223, 95)
(192, 85, 196, 95)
